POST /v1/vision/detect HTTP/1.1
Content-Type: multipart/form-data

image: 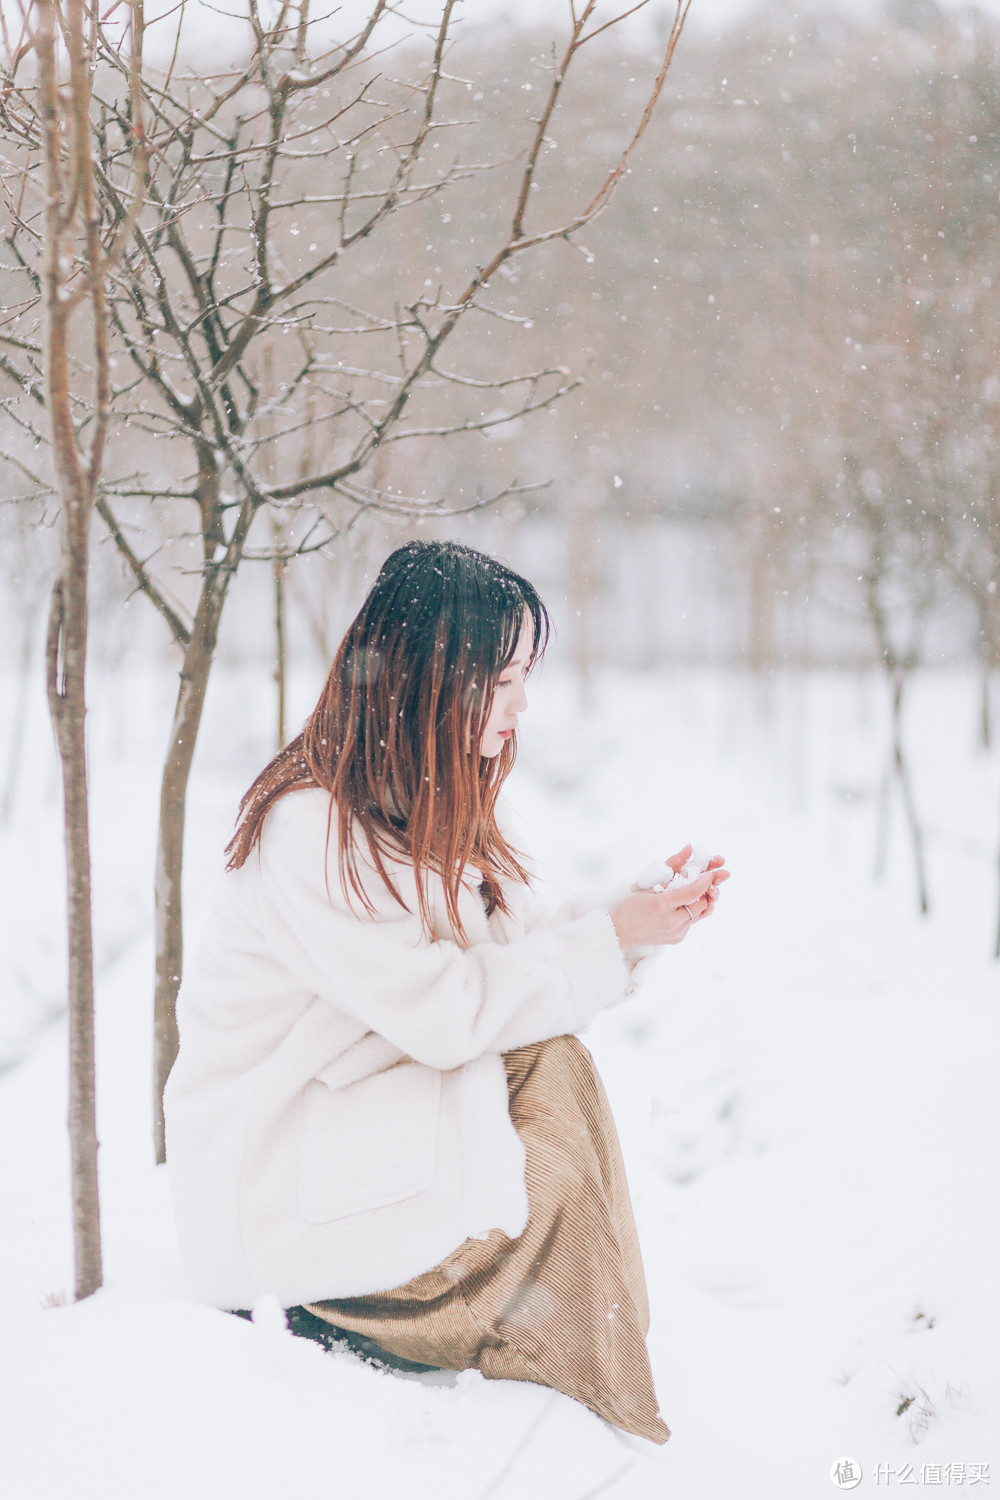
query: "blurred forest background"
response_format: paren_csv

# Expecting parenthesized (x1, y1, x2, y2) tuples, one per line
(3, 0, 997, 693)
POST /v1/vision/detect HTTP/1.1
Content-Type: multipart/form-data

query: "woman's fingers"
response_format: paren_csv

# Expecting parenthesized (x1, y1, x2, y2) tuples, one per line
(668, 866, 729, 920)
(670, 869, 717, 904)
(661, 881, 710, 935)
(666, 848, 729, 880)
(614, 858, 730, 947)
(664, 857, 731, 937)
(704, 863, 730, 911)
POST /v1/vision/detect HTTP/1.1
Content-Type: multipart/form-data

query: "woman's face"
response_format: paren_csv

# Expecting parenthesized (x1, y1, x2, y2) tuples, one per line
(480, 616, 532, 758)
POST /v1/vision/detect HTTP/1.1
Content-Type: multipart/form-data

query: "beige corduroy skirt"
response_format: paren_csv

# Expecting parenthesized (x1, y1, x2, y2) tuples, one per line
(305, 1033, 670, 1444)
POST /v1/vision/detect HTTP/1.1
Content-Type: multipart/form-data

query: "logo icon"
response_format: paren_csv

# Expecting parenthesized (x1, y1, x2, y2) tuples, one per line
(831, 1458, 863, 1490)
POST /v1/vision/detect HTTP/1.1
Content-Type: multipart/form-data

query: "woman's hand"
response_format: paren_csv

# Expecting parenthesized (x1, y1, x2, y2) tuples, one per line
(610, 845, 730, 950)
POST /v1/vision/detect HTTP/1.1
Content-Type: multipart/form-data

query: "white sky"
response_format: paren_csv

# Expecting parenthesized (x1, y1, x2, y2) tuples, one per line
(120, 0, 1000, 70)
(3, 0, 999, 58)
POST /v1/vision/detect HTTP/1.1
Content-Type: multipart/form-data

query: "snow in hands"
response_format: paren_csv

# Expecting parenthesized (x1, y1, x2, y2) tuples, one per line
(635, 847, 712, 895)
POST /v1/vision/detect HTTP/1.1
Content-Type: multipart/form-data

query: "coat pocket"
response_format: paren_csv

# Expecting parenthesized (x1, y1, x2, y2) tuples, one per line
(296, 1061, 442, 1225)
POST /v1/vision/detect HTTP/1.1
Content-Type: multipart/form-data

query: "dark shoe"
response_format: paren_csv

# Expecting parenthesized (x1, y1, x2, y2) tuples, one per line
(228, 1304, 438, 1373)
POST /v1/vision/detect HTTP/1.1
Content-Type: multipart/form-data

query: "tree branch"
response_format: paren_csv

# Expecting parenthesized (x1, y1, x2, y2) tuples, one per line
(95, 494, 193, 646)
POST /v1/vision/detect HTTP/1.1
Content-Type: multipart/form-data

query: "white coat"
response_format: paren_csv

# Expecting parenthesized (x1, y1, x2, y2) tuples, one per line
(164, 787, 641, 1310)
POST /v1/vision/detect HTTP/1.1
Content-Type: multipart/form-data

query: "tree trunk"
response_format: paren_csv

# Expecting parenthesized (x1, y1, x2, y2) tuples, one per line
(260, 340, 287, 752)
(274, 552, 284, 750)
(36, 0, 108, 1302)
(153, 586, 225, 1162)
(47, 556, 103, 1301)
(273, 522, 287, 753)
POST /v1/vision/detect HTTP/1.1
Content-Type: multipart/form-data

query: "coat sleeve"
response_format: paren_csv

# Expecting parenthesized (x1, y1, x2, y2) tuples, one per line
(518, 876, 659, 1000)
(252, 793, 632, 1072)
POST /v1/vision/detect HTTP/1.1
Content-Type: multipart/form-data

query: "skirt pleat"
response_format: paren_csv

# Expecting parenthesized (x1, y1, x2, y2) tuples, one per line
(305, 1033, 669, 1444)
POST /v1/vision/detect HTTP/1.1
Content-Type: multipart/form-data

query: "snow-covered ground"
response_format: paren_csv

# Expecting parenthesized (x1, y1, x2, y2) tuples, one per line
(1, 661, 997, 1500)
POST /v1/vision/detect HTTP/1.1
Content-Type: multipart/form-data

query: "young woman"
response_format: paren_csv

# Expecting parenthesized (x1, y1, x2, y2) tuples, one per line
(164, 540, 728, 1444)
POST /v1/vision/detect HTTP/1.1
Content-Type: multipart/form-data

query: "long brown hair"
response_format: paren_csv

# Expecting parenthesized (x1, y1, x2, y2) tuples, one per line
(226, 540, 550, 942)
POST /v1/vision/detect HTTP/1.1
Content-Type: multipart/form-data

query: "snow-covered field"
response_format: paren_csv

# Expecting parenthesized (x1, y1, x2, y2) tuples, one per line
(1, 661, 997, 1500)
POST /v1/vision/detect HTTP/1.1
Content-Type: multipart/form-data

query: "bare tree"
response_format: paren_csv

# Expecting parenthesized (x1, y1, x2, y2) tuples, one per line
(14, 0, 148, 1298)
(822, 368, 943, 917)
(2, 0, 693, 1157)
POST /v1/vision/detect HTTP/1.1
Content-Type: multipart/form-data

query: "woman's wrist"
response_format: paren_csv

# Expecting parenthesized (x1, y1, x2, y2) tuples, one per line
(609, 899, 644, 951)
